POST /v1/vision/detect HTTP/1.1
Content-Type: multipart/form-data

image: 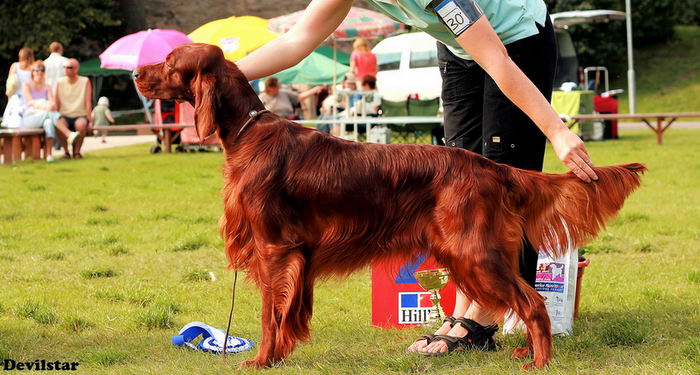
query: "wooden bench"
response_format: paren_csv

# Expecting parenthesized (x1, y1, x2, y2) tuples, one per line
(0, 128, 47, 165)
(563, 112, 700, 144)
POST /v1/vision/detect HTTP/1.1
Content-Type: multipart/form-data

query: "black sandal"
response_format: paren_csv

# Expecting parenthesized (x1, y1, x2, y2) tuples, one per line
(453, 317, 499, 351)
(418, 334, 465, 356)
(408, 316, 456, 352)
(418, 318, 498, 356)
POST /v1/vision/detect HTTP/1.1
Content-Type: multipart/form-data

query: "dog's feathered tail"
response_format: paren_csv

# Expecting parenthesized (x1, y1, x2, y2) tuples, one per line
(513, 163, 647, 258)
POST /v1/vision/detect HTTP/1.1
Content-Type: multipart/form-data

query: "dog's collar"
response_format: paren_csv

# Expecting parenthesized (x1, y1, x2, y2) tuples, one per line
(237, 109, 270, 138)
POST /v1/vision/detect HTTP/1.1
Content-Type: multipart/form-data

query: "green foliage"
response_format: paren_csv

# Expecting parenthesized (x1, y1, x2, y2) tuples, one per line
(42, 252, 66, 261)
(183, 268, 212, 282)
(108, 245, 129, 256)
(63, 315, 95, 332)
(0, 0, 123, 60)
(169, 237, 208, 252)
(136, 306, 176, 330)
(16, 301, 60, 325)
(598, 317, 649, 347)
(688, 270, 700, 284)
(81, 267, 117, 279)
(682, 337, 700, 362)
(0, 0, 124, 109)
(673, 0, 700, 25)
(78, 348, 130, 366)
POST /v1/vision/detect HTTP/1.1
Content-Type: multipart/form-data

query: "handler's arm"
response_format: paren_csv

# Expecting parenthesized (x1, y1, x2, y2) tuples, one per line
(237, 0, 352, 81)
(457, 17, 598, 182)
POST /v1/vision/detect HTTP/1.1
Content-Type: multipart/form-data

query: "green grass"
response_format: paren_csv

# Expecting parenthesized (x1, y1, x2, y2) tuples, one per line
(1, 130, 700, 374)
(613, 26, 700, 113)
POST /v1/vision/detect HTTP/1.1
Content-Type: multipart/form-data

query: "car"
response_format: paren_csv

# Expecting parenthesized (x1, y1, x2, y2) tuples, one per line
(372, 10, 626, 101)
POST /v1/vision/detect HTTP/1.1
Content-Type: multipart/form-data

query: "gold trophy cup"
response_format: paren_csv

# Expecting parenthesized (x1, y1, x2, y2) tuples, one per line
(413, 268, 450, 324)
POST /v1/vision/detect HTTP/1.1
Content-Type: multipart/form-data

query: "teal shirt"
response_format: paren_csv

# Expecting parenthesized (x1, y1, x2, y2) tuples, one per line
(366, 0, 547, 60)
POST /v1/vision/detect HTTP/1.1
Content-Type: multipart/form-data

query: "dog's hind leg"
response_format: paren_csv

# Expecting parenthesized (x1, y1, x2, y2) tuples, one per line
(443, 250, 552, 370)
(504, 278, 552, 370)
(242, 246, 310, 368)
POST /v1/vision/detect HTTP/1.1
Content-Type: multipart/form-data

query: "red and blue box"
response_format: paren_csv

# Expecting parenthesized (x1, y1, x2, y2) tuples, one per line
(371, 255, 456, 329)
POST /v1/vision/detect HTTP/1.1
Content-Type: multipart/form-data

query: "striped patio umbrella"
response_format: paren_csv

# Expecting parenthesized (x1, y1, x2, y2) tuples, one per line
(269, 7, 405, 41)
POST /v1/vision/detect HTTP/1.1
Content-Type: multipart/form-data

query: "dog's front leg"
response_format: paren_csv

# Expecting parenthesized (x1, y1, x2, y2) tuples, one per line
(241, 246, 311, 368)
(241, 278, 276, 368)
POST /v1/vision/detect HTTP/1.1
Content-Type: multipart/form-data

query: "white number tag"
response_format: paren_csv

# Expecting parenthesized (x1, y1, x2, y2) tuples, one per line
(433, 0, 483, 36)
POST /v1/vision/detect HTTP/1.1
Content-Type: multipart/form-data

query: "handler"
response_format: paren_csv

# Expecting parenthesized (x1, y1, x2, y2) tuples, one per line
(237, 0, 599, 355)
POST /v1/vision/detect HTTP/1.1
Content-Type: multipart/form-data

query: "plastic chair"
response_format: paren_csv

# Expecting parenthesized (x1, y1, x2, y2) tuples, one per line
(380, 99, 410, 143)
(380, 98, 408, 117)
(407, 97, 441, 144)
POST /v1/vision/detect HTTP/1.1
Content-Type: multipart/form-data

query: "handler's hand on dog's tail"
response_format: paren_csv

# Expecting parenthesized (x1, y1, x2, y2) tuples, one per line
(550, 128, 599, 183)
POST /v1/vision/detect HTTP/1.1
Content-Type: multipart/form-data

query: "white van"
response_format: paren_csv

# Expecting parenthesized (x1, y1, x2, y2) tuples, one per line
(372, 32, 442, 101)
(372, 10, 625, 101)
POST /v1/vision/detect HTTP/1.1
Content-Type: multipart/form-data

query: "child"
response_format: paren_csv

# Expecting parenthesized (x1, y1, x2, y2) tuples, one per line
(92, 96, 115, 143)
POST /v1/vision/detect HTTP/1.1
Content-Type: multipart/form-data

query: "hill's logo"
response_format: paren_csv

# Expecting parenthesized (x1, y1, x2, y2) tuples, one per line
(398, 292, 432, 324)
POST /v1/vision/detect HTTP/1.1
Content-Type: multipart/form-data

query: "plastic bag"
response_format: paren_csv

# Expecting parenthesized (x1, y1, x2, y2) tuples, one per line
(1, 95, 23, 128)
(503, 249, 578, 336)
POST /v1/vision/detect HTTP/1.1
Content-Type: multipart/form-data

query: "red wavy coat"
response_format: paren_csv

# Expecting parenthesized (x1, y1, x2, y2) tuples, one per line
(136, 44, 645, 370)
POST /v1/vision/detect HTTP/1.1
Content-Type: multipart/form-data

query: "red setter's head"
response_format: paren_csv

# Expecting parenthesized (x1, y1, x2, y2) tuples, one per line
(135, 43, 259, 140)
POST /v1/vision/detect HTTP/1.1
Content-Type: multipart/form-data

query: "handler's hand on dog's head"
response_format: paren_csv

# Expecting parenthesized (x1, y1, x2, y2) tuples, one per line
(550, 129, 599, 183)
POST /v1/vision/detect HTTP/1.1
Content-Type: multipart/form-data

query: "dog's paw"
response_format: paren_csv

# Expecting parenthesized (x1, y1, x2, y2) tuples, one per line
(510, 346, 532, 359)
(240, 359, 269, 369)
(521, 359, 548, 370)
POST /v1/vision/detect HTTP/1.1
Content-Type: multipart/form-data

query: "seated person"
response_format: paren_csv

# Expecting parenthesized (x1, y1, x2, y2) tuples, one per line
(316, 75, 361, 134)
(258, 77, 321, 120)
(21, 60, 62, 162)
(350, 75, 381, 116)
(317, 75, 381, 136)
(54, 58, 91, 159)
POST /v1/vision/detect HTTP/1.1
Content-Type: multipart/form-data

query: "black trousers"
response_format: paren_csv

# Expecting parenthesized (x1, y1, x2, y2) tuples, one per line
(437, 16, 557, 286)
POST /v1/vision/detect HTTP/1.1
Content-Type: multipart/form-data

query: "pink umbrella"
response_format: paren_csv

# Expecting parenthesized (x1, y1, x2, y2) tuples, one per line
(99, 29, 193, 70)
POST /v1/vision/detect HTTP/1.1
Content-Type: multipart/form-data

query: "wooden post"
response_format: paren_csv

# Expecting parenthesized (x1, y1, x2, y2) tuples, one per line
(164, 129, 172, 153)
(1, 137, 11, 164)
(11, 135, 22, 162)
(656, 117, 663, 145)
(30, 135, 42, 160)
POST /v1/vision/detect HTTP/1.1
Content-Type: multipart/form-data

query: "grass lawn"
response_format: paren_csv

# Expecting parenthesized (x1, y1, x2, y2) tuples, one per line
(1, 129, 699, 374)
(613, 26, 700, 114)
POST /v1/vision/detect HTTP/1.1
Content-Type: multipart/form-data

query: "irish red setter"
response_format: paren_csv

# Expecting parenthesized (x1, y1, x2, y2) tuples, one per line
(136, 44, 645, 370)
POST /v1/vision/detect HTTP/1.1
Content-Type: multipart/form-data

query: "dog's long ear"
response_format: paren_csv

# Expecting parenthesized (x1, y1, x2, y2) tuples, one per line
(192, 74, 217, 141)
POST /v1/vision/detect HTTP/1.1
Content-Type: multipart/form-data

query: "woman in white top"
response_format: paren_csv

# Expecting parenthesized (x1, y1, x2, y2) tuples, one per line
(8, 48, 35, 101)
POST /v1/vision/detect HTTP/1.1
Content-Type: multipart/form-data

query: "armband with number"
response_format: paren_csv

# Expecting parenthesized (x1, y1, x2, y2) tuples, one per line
(430, 0, 484, 37)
